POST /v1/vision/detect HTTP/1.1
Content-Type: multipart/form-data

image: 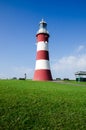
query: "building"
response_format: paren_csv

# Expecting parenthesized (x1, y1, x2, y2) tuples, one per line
(75, 71, 86, 82)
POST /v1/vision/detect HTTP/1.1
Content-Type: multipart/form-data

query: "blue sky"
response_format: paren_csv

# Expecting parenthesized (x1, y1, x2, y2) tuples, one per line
(0, 0, 86, 79)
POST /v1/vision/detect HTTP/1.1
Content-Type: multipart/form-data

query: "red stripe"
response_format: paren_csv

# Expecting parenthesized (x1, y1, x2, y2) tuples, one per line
(33, 69, 52, 81)
(36, 33, 49, 42)
(36, 50, 49, 60)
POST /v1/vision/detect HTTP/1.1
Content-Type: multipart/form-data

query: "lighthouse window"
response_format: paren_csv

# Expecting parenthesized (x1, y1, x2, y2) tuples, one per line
(40, 24, 43, 28)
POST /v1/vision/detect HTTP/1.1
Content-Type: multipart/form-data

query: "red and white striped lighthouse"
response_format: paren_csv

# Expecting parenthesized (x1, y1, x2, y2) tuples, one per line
(33, 19, 53, 81)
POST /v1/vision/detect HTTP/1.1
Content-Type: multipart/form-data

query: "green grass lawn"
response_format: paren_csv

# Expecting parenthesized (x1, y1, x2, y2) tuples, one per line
(0, 80, 86, 130)
(63, 80, 86, 85)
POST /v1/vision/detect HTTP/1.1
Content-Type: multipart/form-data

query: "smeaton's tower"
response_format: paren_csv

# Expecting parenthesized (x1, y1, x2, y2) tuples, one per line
(33, 19, 53, 81)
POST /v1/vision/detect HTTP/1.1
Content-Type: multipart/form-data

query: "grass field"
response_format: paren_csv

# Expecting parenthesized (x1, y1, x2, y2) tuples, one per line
(0, 80, 86, 130)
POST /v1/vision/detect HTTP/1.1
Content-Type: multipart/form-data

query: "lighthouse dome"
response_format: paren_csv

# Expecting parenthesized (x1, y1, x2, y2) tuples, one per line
(37, 19, 49, 35)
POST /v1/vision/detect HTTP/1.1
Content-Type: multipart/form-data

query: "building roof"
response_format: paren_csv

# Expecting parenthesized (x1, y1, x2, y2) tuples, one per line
(75, 71, 86, 75)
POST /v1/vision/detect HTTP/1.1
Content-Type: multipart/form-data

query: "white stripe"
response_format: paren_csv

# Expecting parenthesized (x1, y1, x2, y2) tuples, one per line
(35, 60, 50, 70)
(37, 42, 48, 51)
(37, 28, 49, 35)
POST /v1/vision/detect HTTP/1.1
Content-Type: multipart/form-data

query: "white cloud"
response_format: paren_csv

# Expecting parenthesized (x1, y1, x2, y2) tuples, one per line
(51, 54, 86, 79)
(0, 66, 34, 79)
(51, 44, 86, 79)
(77, 45, 85, 52)
(13, 66, 34, 79)
(76, 45, 86, 54)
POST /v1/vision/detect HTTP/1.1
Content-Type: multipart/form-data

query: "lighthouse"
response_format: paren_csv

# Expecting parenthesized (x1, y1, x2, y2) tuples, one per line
(33, 19, 53, 81)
